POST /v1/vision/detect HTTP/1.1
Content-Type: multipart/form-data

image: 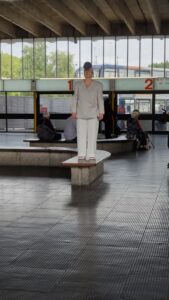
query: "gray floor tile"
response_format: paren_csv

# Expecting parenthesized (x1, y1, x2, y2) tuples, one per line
(0, 134, 168, 299)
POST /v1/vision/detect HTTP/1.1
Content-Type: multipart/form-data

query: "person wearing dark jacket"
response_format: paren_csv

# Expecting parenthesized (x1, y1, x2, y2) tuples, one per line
(37, 112, 61, 141)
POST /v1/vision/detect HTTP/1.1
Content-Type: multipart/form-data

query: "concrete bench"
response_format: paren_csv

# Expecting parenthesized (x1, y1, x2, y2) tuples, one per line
(0, 146, 77, 167)
(23, 135, 135, 154)
(62, 150, 111, 185)
(0, 147, 110, 186)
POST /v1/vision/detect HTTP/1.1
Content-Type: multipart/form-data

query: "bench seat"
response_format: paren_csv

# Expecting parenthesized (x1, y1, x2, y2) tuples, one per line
(23, 135, 135, 154)
(0, 147, 110, 185)
(0, 146, 77, 167)
(62, 150, 111, 185)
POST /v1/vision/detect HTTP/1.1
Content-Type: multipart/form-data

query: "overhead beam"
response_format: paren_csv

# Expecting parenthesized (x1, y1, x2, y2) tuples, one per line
(0, 17, 18, 38)
(145, 0, 161, 34)
(0, 2, 44, 37)
(79, 0, 111, 35)
(13, 0, 62, 36)
(42, 0, 87, 36)
(107, 0, 135, 35)
(0, 31, 11, 39)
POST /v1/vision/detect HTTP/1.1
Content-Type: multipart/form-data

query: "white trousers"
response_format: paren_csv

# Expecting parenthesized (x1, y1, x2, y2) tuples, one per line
(77, 118, 99, 159)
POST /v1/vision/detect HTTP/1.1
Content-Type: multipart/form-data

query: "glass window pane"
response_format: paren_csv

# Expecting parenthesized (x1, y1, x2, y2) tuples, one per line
(0, 93, 6, 131)
(57, 38, 68, 78)
(165, 37, 169, 77)
(1, 40, 11, 79)
(0, 119, 6, 131)
(128, 37, 140, 77)
(46, 38, 56, 78)
(69, 37, 79, 78)
(116, 37, 127, 77)
(23, 39, 34, 79)
(92, 37, 103, 77)
(7, 119, 34, 131)
(155, 94, 169, 131)
(7, 92, 33, 113)
(12, 39, 22, 79)
(35, 38, 45, 79)
(104, 37, 115, 77)
(80, 38, 91, 78)
(0, 92, 6, 113)
(153, 36, 164, 77)
(140, 36, 152, 76)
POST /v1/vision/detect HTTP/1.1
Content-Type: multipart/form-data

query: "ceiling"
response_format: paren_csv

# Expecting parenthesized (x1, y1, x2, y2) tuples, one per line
(0, 0, 169, 39)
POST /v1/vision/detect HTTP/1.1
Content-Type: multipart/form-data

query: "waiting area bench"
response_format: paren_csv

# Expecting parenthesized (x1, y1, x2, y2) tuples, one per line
(23, 134, 135, 154)
(0, 147, 110, 185)
(62, 150, 111, 185)
(0, 146, 77, 167)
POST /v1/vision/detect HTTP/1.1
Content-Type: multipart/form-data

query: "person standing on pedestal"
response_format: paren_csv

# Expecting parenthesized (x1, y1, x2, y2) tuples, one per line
(71, 62, 104, 161)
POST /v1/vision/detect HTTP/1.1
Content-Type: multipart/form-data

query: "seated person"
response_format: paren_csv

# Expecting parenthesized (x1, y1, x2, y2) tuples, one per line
(127, 109, 148, 149)
(64, 116, 77, 141)
(37, 112, 61, 141)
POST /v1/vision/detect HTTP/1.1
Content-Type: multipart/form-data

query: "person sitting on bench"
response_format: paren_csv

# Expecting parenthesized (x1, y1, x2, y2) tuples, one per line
(37, 112, 61, 141)
(64, 116, 77, 141)
(127, 109, 149, 150)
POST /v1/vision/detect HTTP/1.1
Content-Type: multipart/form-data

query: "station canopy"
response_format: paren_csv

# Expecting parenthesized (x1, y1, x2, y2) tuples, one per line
(0, 0, 168, 39)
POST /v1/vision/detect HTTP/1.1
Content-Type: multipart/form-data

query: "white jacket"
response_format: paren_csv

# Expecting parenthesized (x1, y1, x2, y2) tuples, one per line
(71, 80, 104, 119)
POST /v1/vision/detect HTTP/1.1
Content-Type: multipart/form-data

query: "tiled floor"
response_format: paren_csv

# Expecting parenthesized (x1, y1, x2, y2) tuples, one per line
(0, 133, 169, 299)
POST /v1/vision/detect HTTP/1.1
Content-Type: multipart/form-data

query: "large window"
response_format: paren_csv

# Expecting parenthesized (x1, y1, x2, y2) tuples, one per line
(0, 36, 169, 79)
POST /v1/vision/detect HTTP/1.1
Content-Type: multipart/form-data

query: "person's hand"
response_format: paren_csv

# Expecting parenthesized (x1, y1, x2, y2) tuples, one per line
(98, 113, 104, 121)
(72, 112, 77, 119)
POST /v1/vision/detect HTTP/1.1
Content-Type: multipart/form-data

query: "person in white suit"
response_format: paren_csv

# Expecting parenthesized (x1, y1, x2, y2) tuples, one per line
(71, 62, 104, 161)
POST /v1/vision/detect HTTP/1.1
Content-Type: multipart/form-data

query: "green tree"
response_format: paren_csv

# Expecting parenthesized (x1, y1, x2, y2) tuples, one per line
(1, 53, 11, 78)
(1, 42, 75, 79)
(149, 61, 169, 68)
(1, 53, 23, 79)
(23, 41, 75, 79)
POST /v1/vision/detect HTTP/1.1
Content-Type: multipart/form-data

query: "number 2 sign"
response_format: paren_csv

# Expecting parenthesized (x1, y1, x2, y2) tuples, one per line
(144, 79, 153, 90)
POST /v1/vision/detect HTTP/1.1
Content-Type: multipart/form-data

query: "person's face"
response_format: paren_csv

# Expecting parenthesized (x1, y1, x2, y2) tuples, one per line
(131, 111, 139, 119)
(84, 68, 93, 78)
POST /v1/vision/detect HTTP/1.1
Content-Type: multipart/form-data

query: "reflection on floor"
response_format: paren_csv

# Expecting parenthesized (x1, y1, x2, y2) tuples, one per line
(0, 133, 168, 299)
